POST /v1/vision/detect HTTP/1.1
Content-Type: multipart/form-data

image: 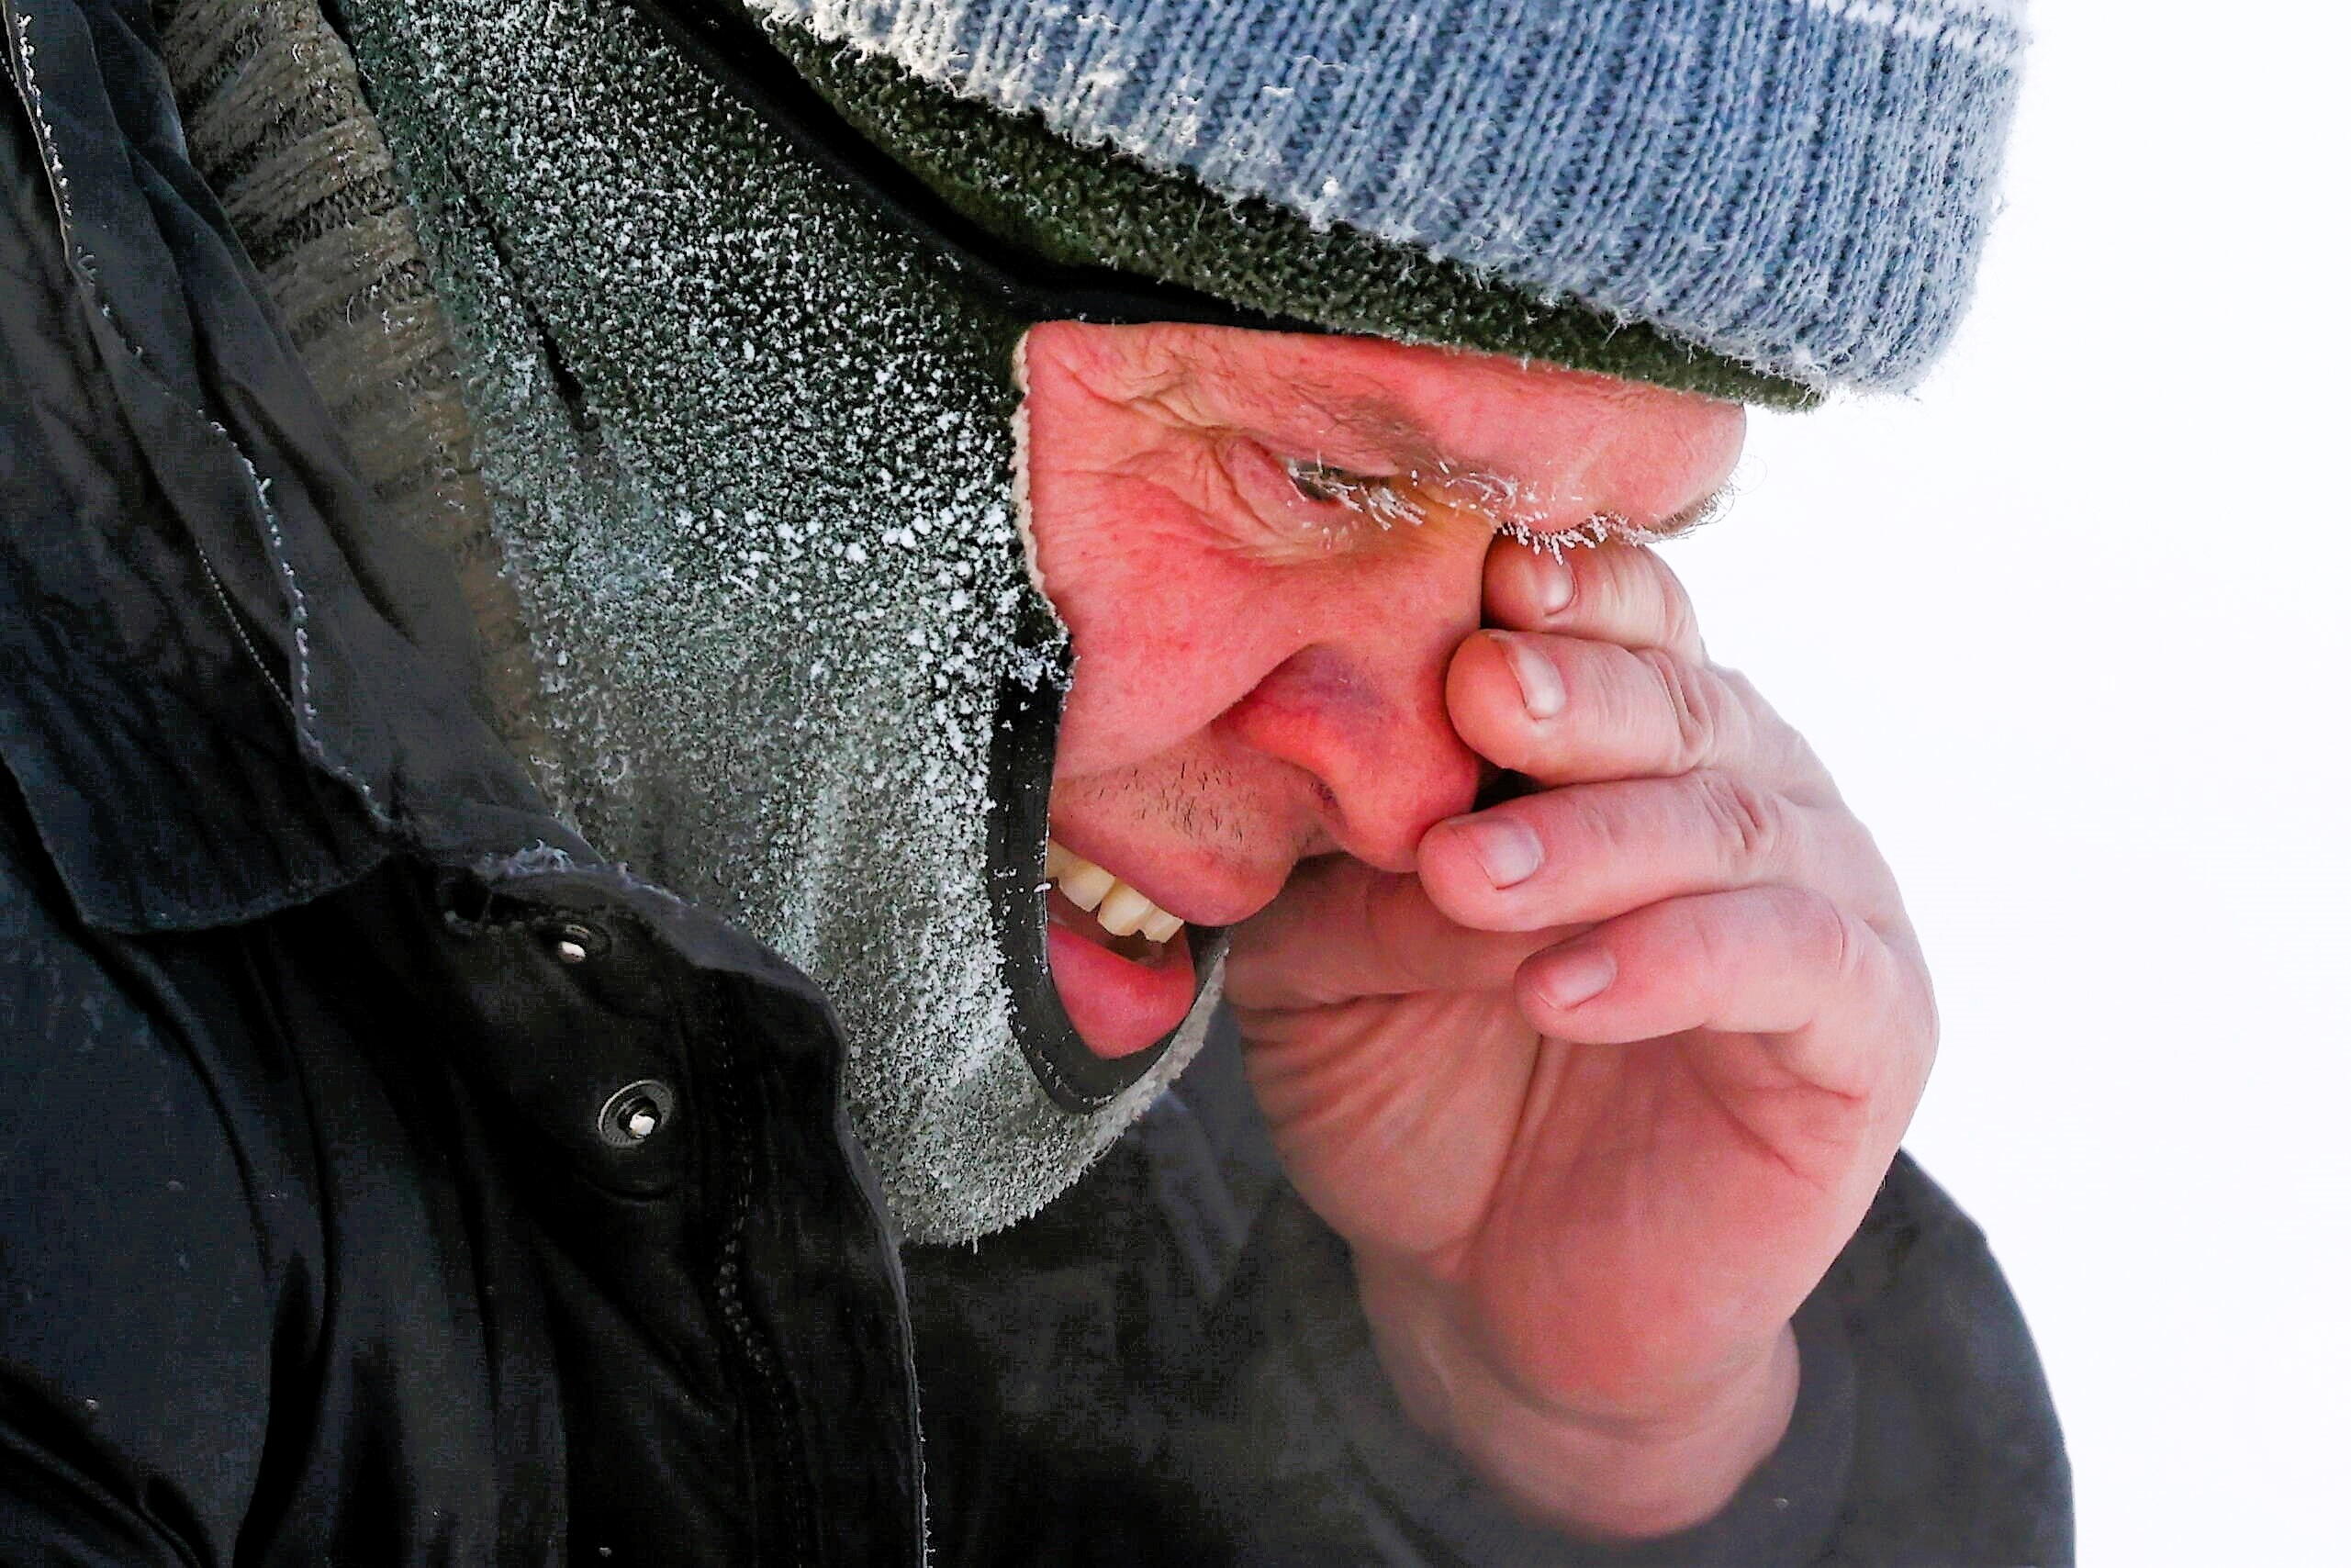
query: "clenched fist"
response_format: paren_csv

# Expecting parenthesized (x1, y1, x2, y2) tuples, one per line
(1226, 535, 1935, 1540)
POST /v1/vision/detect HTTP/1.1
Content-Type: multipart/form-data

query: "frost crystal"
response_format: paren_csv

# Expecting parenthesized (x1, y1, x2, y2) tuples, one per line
(340, 0, 1203, 1241)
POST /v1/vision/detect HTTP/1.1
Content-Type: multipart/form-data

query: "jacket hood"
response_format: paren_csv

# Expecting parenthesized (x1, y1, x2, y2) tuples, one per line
(332, 0, 1227, 1240)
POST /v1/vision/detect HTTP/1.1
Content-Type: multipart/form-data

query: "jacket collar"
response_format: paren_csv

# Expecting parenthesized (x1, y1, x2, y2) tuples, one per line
(0, 0, 581, 934)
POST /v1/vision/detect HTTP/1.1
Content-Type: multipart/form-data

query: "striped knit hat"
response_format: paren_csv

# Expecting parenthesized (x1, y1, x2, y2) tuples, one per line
(722, 0, 2028, 407)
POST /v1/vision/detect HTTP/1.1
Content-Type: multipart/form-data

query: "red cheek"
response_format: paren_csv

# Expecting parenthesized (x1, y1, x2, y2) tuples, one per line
(1051, 545, 1306, 778)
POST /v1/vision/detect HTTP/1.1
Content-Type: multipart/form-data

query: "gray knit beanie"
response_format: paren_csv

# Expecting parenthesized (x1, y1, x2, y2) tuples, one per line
(725, 0, 2028, 400)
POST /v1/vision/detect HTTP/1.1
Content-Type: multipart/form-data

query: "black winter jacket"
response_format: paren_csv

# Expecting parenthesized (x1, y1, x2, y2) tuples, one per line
(0, 1, 2072, 1562)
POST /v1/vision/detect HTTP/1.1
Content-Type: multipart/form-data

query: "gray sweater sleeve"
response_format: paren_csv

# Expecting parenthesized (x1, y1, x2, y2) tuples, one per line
(903, 1013, 2071, 1567)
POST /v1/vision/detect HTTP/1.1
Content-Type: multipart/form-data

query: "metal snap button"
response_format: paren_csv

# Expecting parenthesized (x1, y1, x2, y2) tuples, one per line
(596, 1079, 675, 1148)
(551, 922, 600, 965)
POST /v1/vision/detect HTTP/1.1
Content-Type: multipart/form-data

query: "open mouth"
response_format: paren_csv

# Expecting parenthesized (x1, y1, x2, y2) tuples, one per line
(1039, 840, 1200, 1060)
(986, 651, 1226, 1112)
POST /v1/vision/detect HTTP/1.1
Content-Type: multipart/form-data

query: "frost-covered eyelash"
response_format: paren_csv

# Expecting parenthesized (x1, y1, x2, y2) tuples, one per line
(1284, 455, 1735, 556)
(1493, 505, 1725, 559)
(1495, 516, 1632, 557)
(1282, 458, 1427, 529)
(1498, 478, 1740, 555)
(1282, 456, 1558, 523)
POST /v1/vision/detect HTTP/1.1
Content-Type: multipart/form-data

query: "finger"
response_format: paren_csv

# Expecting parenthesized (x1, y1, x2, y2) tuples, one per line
(1513, 885, 1932, 1095)
(1447, 631, 1766, 786)
(1482, 537, 1705, 661)
(1419, 770, 1878, 934)
(1226, 854, 1579, 1011)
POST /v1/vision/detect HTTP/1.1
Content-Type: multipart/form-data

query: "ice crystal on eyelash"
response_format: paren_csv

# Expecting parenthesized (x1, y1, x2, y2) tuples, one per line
(1289, 441, 1741, 556)
(1497, 515, 1637, 557)
(1282, 458, 1427, 530)
(1286, 456, 1587, 543)
(1423, 463, 1536, 517)
(1495, 481, 1738, 557)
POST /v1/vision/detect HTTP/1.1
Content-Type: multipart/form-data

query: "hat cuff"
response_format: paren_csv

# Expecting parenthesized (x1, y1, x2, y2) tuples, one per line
(741, 0, 2025, 393)
(760, 22, 1819, 408)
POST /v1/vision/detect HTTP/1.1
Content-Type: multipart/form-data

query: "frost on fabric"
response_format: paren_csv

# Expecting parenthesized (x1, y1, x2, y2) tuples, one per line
(479, 843, 578, 881)
(339, 0, 1186, 1241)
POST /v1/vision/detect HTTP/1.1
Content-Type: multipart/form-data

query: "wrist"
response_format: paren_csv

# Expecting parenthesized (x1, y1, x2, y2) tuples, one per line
(1359, 1257, 1801, 1540)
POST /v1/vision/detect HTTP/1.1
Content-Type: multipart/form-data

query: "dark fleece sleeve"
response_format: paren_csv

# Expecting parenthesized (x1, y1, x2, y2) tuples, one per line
(905, 1014, 2071, 1568)
(0, 816, 274, 1565)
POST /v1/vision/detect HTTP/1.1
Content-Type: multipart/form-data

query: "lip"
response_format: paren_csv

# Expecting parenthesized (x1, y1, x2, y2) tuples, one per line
(1028, 829, 1279, 1065)
(986, 631, 1235, 1112)
(1042, 888, 1200, 1058)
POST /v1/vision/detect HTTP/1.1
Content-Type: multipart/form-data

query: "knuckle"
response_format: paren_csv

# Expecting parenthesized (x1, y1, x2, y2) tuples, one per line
(1781, 885, 1864, 985)
(1694, 769, 1788, 869)
(1718, 665, 1814, 774)
(1651, 561, 1704, 654)
(1544, 790, 1635, 884)
(1640, 648, 1720, 769)
(1681, 896, 1743, 980)
(1823, 901, 1865, 985)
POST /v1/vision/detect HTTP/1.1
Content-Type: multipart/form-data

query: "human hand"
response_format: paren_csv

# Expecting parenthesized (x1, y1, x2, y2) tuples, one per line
(1225, 536, 1935, 1540)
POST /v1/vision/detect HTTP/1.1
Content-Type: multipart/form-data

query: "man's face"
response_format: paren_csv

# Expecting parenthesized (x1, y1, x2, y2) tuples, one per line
(1020, 321, 1746, 1058)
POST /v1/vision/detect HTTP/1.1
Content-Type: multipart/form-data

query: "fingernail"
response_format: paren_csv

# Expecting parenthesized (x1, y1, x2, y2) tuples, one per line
(1537, 946, 1616, 1012)
(1463, 817, 1543, 888)
(1494, 633, 1565, 720)
(1529, 552, 1574, 619)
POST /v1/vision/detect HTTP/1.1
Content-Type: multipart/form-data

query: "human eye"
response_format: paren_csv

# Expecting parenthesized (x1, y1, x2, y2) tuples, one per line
(1197, 434, 1405, 556)
(1277, 454, 1542, 554)
(1280, 459, 1427, 532)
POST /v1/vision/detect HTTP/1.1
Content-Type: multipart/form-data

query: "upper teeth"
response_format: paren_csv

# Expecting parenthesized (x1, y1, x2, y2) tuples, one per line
(1045, 840, 1185, 945)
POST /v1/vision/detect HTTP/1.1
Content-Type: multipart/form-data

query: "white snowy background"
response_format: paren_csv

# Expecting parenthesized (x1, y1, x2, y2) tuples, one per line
(1667, 6, 2347, 1562)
